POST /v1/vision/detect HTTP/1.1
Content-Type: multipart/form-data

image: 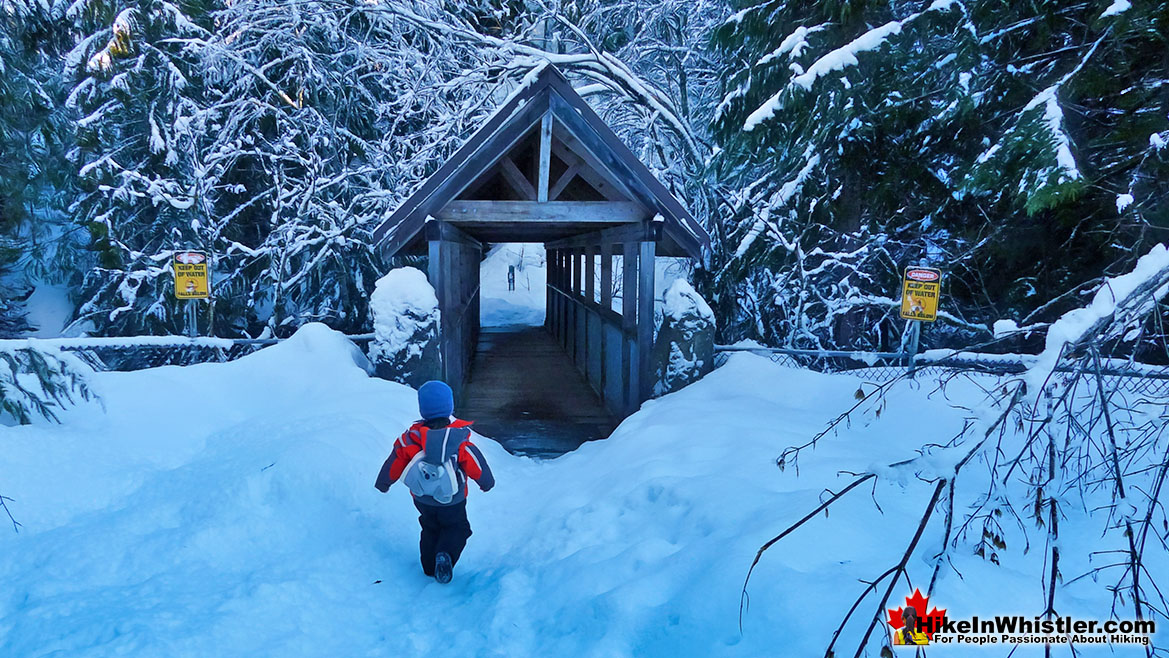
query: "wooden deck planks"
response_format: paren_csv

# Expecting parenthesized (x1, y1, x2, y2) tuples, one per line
(457, 326, 617, 459)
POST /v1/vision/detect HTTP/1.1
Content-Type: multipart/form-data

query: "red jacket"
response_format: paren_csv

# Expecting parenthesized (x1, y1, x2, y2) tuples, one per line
(374, 419, 495, 502)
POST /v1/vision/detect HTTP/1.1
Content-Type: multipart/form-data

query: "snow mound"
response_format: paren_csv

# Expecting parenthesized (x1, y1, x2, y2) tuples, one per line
(993, 318, 1020, 337)
(368, 267, 440, 362)
(1116, 192, 1134, 212)
(662, 279, 713, 321)
(265, 321, 375, 375)
(1100, 0, 1131, 18)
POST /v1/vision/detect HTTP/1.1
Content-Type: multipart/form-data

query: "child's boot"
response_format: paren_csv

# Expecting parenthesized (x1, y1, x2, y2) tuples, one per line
(434, 552, 453, 584)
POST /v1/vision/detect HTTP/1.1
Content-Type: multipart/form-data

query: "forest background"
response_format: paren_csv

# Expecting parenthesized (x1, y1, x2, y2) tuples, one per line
(1, 0, 1166, 358)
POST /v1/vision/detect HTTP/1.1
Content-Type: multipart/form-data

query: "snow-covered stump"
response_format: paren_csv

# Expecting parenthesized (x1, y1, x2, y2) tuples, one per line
(367, 267, 441, 388)
(652, 280, 715, 397)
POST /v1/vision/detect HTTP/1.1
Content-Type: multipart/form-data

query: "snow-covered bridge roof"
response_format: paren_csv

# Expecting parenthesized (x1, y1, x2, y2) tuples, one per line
(372, 65, 709, 258)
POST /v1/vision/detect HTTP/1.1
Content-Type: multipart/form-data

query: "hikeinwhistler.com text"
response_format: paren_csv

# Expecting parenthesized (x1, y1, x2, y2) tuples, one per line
(925, 616, 1155, 647)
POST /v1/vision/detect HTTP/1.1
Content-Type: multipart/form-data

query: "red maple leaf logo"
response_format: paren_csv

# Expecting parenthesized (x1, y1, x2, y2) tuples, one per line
(887, 589, 947, 641)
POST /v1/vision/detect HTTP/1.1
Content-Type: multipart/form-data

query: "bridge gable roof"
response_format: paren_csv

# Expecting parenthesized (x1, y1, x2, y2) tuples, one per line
(372, 65, 709, 258)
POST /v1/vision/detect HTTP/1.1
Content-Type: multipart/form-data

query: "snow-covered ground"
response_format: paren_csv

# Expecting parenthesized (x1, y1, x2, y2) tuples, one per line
(0, 325, 1163, 656)
(23, 283, 74, 338)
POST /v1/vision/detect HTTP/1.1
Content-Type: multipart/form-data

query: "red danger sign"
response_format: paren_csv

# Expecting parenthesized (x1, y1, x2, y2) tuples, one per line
(175, 251, 206, 265)
(906, 268, 940, 282)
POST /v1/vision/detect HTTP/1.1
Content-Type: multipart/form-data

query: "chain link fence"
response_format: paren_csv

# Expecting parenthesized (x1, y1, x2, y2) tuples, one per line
(63, 342, 266, 371)
(714, 346, 1169, 397)
(15, 334, 1169, 398)
(45, 334, 375, 372)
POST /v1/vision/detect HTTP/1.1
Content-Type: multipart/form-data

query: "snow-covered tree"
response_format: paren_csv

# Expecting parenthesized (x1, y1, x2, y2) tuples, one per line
(1, 0, 83, 335)
(710, 0, 1169, 352)
(376, 0, 722, 218)
(0, 342, 95, 424)
(0, 247, 32, 337)
(748, 242, 1169, 656)
(0, 0, 1156, 354)
(194, 0, 503, 336)
(559, 0, 728, 200)
(66, 0, 214, 335)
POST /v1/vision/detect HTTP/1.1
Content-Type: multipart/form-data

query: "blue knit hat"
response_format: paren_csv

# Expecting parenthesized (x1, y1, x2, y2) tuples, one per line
(418, 380, 454, 420)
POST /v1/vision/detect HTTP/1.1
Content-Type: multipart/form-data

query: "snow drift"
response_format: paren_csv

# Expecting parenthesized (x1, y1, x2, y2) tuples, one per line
(0, 324, 1163, 656)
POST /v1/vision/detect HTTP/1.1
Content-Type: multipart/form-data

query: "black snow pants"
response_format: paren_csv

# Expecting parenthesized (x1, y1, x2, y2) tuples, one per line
(414, 499, 473, 576)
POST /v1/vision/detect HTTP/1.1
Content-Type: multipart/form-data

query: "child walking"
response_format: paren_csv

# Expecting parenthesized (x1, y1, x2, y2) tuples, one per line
(374, 380, 495, 583)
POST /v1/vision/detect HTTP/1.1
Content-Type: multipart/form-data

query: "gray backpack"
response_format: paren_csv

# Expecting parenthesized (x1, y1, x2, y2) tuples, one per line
(402, 426, 464, 504)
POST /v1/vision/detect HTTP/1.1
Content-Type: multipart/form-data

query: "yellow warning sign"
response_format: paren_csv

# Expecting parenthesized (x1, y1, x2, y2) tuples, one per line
(900, 267, 941, 322)
(173, 251, 210, 299)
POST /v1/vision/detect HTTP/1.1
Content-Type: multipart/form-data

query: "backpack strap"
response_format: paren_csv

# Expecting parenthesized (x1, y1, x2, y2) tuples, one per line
(438, 427, 453, 463)
(421, 426, 461, 464)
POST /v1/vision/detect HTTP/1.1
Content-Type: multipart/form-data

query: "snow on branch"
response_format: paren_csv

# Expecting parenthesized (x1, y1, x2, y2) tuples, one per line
(1023, 243, 1169, 393)
(755, 24, 824, 68)
(789, 20, 904, 92)
(743, 1, 963, 131)
(368, 3, 703, 161)
(966, 35, 1105, 212)
(0, 342, 98, 425)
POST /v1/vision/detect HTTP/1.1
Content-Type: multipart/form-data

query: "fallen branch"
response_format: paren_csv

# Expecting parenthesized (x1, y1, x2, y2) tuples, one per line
(0, 492, 20, 533)
(849, 479, 947, 658)
(739, 473, 876, 632)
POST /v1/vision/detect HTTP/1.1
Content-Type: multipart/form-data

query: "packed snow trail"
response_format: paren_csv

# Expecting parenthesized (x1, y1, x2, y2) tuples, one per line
(0, 326, 1163, 656)
(480, 244, 547, 327)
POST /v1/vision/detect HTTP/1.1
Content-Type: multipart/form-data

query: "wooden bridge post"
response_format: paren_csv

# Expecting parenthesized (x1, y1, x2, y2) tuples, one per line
(554, 248, 562, 339)
(585, 244, 597, 386)
(427, 231, 447, 387)
(546, 248, 556, 337)
(573, 247, 585, 366)
(562, 248, 570, 349)
(544, 248, 552, 333)
(599, 241, 612, 408)
(425, 220, 481, 400)
(550, 249, 559, 345)
(622, 241, 638, 414)
(637, 239, 656, 404)
(561, 249, 570, 352)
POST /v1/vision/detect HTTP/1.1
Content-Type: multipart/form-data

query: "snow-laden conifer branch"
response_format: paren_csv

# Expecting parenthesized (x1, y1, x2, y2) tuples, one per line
(742, 0, 964, 132)
(0, 342, 97, 425)
(359, 1, 705, 162)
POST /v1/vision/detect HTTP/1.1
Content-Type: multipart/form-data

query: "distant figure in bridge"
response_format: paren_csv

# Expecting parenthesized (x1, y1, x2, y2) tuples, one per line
(374, 380, 495, 584)
(507, 264, 516, 291)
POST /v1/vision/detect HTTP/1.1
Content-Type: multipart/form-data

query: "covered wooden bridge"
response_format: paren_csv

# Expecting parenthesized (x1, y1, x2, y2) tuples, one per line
(372, 65, 709, 451)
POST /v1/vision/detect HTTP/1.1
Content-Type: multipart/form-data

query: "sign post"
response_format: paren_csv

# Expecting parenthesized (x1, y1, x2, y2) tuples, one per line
(899, 266, 942, 377)
(173, 250, 211, 338)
